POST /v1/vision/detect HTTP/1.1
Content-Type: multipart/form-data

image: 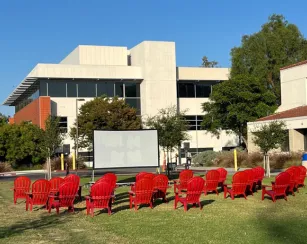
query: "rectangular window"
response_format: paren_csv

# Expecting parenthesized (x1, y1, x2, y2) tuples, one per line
(78, 151, 93, 162)
(67, 81, 77, 97)
(178, 83, 195, 98)
(77, 81, 96, 97)
(97, 82, 114, 97)
(196, 84, 211, 98)
(48, 80, 66, 97)
(125, 98, 141, 115)
(39, 80, 48, 96)
(58, 117, 68, 133)
(125, 83, 140, 97)
(115, 82, 124, 97)
(183, 115, 204, 130)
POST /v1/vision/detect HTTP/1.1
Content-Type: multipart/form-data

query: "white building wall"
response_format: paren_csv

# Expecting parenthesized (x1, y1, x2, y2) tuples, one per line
(279, 64, 307, 112)
(60, 47, 80, 65)
(130, 41, 177, 117)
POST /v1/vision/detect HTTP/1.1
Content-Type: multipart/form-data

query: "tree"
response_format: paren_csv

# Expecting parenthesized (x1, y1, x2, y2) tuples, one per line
(145, 106, 189, 165)
(201, 56, 219, 68)
(201, 74, 277, 147)
(231, 14, 307, 105)
(252, 121, 287, 176)
(0, 113, 8, 126)
(70, 96, 142, 150)
(0, 122, 46, 166)
(44, 116, 64, 179)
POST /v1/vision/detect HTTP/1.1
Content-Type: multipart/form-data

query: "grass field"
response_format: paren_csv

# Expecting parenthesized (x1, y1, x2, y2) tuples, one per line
(1, 175, 307, 244)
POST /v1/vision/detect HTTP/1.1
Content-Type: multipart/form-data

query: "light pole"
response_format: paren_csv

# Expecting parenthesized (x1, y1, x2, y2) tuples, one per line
(76, 98, 85, 172)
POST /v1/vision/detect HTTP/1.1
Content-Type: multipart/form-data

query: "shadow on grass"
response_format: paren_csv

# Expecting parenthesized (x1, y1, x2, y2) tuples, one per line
(0, 214, 69, 239)
(175, 199, 215, 211)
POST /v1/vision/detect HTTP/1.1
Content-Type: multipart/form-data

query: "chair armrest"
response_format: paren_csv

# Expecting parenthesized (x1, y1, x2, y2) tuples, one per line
(128, 191, 135, 195)
(85, 196, 91, 200)
(262, 185, 271, 189)
(25, 192, 32, 195)
(173, 180, 178, 184)
(48, 194, 57, 198)
(223, 184, 231, 187)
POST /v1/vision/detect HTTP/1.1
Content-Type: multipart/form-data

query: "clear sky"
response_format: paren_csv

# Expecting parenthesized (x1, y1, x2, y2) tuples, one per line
(1, 0, 307, 116)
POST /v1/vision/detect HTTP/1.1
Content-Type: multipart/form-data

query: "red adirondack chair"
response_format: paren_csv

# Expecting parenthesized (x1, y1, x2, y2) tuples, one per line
(86, 181, 114, 216)
(255, 167, 265, 189)
(224, 171, 248, 200)
(174, 177, 205, 211)
(98, 173, 117, 188)
(153, 174, 170, 202)
(136, 172, 148, 181)
(48, 182, 77, 214)
(131, 172, 154, 191)
(203, 170, 220, 195)
(245, 169, 255, 196)
(262, 172, 291, 202)
(285, 167, 300, 195)
(216, 168, 227, 187)
(298, 166, 306, 187)
(64, 174, 81, 200)
(12, 176, 31, 204)
(49, 177, 65, 195)
(129, 178, 155, 211)
(26, 179, 51, 211)
(174, 169, 193, 193)
(143, 173, 156, 180)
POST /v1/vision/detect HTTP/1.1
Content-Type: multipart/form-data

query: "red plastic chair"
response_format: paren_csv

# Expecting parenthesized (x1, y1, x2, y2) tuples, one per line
(174, 169, 193, 193)
(129, 178, 155, 211)
(136, 172, 148, 181)
(298, 166, 307, 187)
(203, 170, 220, 196)
(143, 173, 156, 180)
(12, 176, 31, 204)
(153, 174, 170, 202)
(262, 172, 291, 202)
(64, 174, 81, 200)
(86, 181, 114, 216)
(216, 168, 227, 187)
(26, 179, 51, 211)
(224, 171, 248, 200)
(97, 173, 117, 189)
(255, 167, 265, 189)
(285, 167, 300, 195)
(174, 177, 205, 211)
(245, 169, 255, 196)
(49, 177, 65, 195)
(131, 172, 155, 191)
(48, 182, 77, 214)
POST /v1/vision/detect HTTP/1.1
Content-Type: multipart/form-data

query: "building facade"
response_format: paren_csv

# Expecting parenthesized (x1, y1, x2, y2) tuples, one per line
(4, 41, 239, 164)
(248, 60, 307, 153)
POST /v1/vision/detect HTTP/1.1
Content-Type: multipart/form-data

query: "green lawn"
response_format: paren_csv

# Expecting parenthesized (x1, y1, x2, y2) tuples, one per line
(1, 175, 307, 244)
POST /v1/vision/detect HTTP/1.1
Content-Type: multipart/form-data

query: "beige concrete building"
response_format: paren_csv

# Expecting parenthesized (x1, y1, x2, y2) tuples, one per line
(248, 60, 307, 153)
(3, 41, 239, 165)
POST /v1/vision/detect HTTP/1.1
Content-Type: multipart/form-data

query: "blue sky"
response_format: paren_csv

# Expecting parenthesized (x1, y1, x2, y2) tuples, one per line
(1, 0, 307, 116)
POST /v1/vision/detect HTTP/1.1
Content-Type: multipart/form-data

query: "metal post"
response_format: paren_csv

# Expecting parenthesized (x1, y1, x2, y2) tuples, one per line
(75, 98, 85, 174)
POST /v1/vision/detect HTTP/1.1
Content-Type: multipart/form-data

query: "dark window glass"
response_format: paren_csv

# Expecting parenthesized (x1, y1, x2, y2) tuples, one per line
(48, 81, 66, 97)
(78, 151, 93, 161)
(115, 82, 124, 97)
(77, 81, 96, 97)
(183, 115, 205, 130)
(58, 117, 68, 133)
(125, 98, 141, 115)
(97, 82, 114, 97)
(67, 81, 77, 97)
(125, 83, 140, 97)
(40, 81, 47, 96)
(196, 84, 211, 98)
(178, 83, 195, 98)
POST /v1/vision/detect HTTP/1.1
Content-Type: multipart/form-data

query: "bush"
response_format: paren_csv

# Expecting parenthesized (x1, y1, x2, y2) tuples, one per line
(192, 150, 302, 169)
(47, 157, 87, 171)
(193, 151, 219, 167)
(0, 162, 13, 173)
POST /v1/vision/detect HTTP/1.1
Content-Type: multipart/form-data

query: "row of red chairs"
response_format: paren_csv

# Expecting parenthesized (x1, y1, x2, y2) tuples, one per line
(12, 174, 81, 212)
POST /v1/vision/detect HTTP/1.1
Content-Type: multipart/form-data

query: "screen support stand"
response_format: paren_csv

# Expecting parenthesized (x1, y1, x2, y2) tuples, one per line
(91, 169, 95, 182)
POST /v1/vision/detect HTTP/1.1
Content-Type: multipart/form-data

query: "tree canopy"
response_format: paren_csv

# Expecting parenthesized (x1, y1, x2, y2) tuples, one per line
(146, 106, 189, 154)
(231, 14, 307, 105)
(70, 96, 142, 150)
(252, 121, 287, 155)
(201, 74, 277, 146)
(0, 113, 8, 127)
(201, 14, 307, 147)
(44, 116, 63, 157)
(201, 56, 219, 68)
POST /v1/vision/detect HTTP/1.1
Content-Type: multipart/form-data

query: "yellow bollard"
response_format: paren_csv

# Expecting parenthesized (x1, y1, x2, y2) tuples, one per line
(72, 152, 76, 170)
(61, 153, 64, 171)
(234, 149, 238, 171)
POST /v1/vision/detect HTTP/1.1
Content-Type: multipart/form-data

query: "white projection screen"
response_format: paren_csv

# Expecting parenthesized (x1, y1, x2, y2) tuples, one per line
(93, 130, 159, 169)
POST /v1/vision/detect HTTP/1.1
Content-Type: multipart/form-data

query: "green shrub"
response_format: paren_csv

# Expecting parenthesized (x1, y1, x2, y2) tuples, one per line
(192, 151, 219, 167)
